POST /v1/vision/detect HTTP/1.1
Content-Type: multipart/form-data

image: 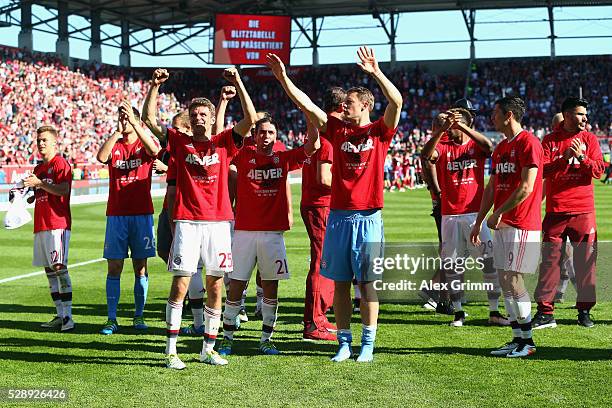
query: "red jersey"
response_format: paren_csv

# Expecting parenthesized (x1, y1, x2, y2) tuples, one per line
(234, 147, 306, 231)
(106, 138, 156, 216)
(324, 116, 396, 210)
(162, 156, 176, 210)
(435, 139, 488, 215)
(542, 126, 604, 214)
(33, 155, 72, 233)
(168, 127, 238, 221)
(491, 130, 543, 231)
(301, 137, 332, 207)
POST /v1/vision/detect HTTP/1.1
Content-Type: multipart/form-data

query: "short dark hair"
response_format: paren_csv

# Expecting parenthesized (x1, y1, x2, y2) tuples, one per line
(254, 116, 278, 133)
(495, 96, 526, 122)
(561, 97, 588, 112)
(323, 87, 346, 113)
(132, 107, 141, 119)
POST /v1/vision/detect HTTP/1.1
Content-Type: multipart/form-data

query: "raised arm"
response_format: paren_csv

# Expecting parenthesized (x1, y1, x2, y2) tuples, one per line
(97, 112, 123, 163)
(421, 113, 453, 161)
(214, 86, 236, 135)
(266, 53, 328, 132)
(142, 68, 169, 142)
(223, 67, 257, 137)
(356, 47, 402, 129)
(121, 100, 160, 157)
(455, 122, 493, 155)
(304, 119, 321, 157)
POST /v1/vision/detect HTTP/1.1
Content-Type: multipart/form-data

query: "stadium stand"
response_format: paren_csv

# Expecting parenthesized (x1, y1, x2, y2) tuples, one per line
(1, 45, 609, 187)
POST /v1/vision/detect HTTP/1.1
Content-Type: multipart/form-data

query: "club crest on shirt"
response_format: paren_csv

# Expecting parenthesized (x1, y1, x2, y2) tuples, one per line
(249, 158, 256, 164)
(273, 156, 280, 164)
(174, 255, 182, 265)
(510, 149, 515, 157)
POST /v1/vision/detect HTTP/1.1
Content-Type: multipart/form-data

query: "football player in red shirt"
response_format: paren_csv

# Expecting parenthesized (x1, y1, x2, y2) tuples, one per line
(23, 126, 74, 332)
(534, 97, 604, 328)
(301, 87, 345, 341)
(96, 101, 160, 335)
(471, 96, 543, 358)
(218, 116, 320, 356)
(267, 47, 402, 362)
(143, 67, 257, 369)
(422, 108, 506, 327)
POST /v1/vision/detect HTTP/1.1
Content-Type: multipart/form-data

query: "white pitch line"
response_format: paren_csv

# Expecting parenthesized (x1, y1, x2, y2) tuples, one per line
(0, 258, 105, 284)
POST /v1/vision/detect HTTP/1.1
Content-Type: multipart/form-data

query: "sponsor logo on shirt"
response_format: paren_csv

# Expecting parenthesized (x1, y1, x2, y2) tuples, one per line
(185, 153, 220, 166)
(114, 158, 143, 170)
(496, 162, 516, 174)
(247, 168, 283, 181)
(341, 139, 374, 153)
(447, 159, 477, 171)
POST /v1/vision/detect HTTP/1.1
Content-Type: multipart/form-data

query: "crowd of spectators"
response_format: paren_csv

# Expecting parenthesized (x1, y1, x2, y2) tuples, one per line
(0, 45, 609, 188)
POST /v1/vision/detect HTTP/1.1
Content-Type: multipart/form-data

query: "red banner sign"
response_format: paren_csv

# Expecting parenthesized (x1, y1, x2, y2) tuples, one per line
(214, 14, 291, 66)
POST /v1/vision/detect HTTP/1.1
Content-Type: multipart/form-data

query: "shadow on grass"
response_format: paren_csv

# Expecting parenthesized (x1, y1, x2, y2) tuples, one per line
(0, 350, 162, 367)
(0, 319, 167, 336)
(375, 345, 612, 361)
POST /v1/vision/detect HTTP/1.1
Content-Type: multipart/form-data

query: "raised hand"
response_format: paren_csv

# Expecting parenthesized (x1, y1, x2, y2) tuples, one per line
(116, 111, 125, 134)
(119, 100, 137, 124)
(221, 85, 237, 101)
(356, 46, 380, 75)
(223, 67, 241, 84)
(152, 68, 169, 85)
(448, 111, 466, 129)
(265, 53, 286, 80)
(438, 112, 454, 133)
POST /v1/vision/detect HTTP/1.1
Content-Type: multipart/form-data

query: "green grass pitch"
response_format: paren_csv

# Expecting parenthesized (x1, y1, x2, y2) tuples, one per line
(0, 184, 611, 407)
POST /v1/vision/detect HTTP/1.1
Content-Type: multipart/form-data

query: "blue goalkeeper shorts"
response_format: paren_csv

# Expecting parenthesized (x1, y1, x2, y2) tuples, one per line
(320, 209, 384, 283)
(104, 215, 156, 260)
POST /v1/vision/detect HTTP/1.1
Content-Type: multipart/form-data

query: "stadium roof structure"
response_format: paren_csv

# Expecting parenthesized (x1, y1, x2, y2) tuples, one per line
(2, 0, 612, 65)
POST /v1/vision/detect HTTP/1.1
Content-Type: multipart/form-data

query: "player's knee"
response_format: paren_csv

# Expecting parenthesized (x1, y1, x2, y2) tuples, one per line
(107, 261, 123, 277)
(132, 258, 147, 276)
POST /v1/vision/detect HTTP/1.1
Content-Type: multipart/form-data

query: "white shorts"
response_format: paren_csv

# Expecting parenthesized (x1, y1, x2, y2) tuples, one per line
(441, 213, 493, 261)
(169, 221, 232, 277)
(33, 229, 71, 267)
(493, 225, 541, 274)
(231, 230, 290, 281)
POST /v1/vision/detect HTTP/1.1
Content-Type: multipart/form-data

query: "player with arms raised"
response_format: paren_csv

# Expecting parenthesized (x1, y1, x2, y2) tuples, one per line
(421, 108, 506, 327)
(143, 67, 257, 369)
(219, 117, 320, 356)
(96, 101, 160, 335)
(267, 47, 402, 362)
